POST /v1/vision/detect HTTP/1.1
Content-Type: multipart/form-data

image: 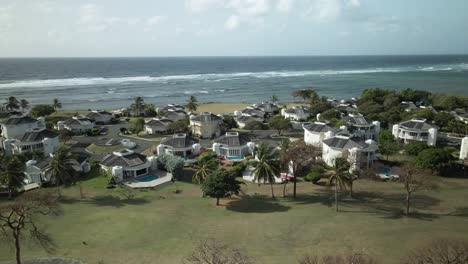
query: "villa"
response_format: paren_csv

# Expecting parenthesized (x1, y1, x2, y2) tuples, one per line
(157, 133, 200, 158)
(161, 104, 185, 112)
(392, 119, 438, 146)
(86, 110, 113, 124)
(281, 106, 310, 121)
(303, 121, 340, 146)
(234, 107, 265, 118)
(252, 102, 279, 114)
(1, 115, 45, 141)
(3, 127, 59, 156)
(145, 118, 173, 134)
(190, 112, 222, 139)
(100, 149, 157, 182)
(401, 101, 418, 112)
(322, 134, 377, 171)
(163, 109, 187, 122)
(57, 116, 95, 133)
(212, 132, 255, 160)
(342, 113, 380, 140)
(235, 114, 264, 129)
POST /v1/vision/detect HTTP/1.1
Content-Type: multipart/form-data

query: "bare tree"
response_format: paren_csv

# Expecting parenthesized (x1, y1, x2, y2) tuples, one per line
(403, 238, 468, 264)
(185, 239, 254, 264)
(0, 190, 59, 264)
(397, 165, 437, 215)
(298, 252, 378, 264)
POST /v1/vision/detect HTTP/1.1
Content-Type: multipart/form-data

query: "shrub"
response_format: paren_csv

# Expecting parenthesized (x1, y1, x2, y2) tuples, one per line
(31, 104, 55, 118)
(157, 154, 185, 179)
(404, 142, 430, 156)
(304, 166, 324, 184)
(244, 120, 265, 130)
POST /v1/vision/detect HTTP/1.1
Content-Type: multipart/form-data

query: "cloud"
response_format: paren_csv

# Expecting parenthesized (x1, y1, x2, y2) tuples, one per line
(77, 4, 121, 32)
(276, 0, 294, 13)
(227, 0, 270, 16)
(302, 0, 341, 22)
(186, 0, 219, 12)
(146, 16, 165, 26)
(224, 15, 240, 31)
(345, 0, 360, 7)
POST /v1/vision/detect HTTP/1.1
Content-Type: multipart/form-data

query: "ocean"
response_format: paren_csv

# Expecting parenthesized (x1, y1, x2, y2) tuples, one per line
(0, 55, 467, 110)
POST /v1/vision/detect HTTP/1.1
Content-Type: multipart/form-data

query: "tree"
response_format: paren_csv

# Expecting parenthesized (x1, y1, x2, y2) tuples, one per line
(322, 157, 351, 212)
(0, 156, 25, 199)
(44, 146, 77, 186)
(319, 109, 341, 120)
(268, 116, 290, 136)
(377, 130, 400, 160)
(202, 169, 243, 206)
(244, 120, 265, 131)
(404, 141, 430, 156)
(415, 148, 454, 173)
(292, 89, 319, 102)
(403, 238, 468, 264)
(30, 104, 55, 118)
(186, 239, 254, 264)
(192, 158, 218, 184)
(412, 108, 435, 121)
(157, 154, 185, 179)
(186, 96, 199, 113)
(252, 143, 280, 198)
(0, 190, 59, 264)
(52, 98, 62, 110)
(168, 119, 189, 133)
(221, 115, 238, 131)
(130, 96, 145, 116)
(4, 96, 20, 111)
(144, 104, 157, 117)
(298, 252, 377, 264)
(270, 94, 278, 103)
(19, 99, 29, 112)
(433, 111, 455, 129)
(130, 117, 145, 135)
(279, 140, 321, 199)
(309, 100, 333, 117)
(397, 165, 436, 215)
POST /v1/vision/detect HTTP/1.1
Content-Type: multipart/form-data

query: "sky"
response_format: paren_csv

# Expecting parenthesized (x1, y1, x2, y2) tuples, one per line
(0, 0, 467, 57)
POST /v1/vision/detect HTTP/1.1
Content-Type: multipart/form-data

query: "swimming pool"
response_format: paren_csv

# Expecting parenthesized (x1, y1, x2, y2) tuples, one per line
(136, 175, 159, 182)
(227, 156, 244, 161)
(377, 167, 392, 175)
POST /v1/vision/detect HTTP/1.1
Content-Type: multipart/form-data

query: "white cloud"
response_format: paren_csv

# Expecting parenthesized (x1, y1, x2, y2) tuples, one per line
(146, 16, 165, 26)
(224, 15, 240, 31)
(186, 0, 219, 12)
(302, 0, 341, 22)
(276, 0, 294, 13)
(227, 0, 270, 16)
(345, 0, 360, 7)
(77, 4, 121, 32)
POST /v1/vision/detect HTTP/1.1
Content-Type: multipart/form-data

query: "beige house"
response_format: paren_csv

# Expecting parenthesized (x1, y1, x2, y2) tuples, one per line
(189, 112, 222, 139)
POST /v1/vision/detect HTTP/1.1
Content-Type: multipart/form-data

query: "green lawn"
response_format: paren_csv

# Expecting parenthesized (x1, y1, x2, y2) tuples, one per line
(1, 174, 468, 264)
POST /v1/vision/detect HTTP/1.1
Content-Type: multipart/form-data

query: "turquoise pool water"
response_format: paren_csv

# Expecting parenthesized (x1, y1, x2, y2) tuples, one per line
(377, 167, 392, 175)
(227, 156, 244, 161)
(136, 175, 159, 182)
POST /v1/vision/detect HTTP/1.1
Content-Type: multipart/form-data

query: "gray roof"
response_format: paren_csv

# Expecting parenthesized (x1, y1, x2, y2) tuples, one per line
(190, 112, 222, 122)
(101, 150, 147, 167)
(145, 118, 173, 127)
(322, 136, 368, 150)
(241, 108, 264, 115)
(214, 132, 250, 147)
(399, 120, 436, 131)
(253, 102, 279, 110)
(21, 129, 58, 142)
(284, 106, 310, 114)
(86, 110, 112, 119)
(4, 116, 38, 125)
(303, 122, 339, 133)
(236, 115, 262, 123)
(344, 114, 372, 126)
(62, 117, 94, 126)
(160, 134, 198, 148)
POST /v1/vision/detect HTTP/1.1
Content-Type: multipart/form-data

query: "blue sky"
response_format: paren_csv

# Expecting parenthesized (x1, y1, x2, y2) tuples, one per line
(1, 0, 467, 57)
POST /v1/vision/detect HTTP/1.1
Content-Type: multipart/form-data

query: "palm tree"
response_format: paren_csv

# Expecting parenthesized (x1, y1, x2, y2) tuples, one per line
(130, 97, 145, 116)
(252, 143, 280, 198)
(20, 99, 29, 112)
(192, 158, 218, 185)
(44, 146, 76, 186)
(53, 98, 62, 110)
(186, 96, 198, 113)
(270, 95, 278, 103)
(323, 157, 351, 212)
(0, 156, 25, 199)
(4, 96, 20, 111)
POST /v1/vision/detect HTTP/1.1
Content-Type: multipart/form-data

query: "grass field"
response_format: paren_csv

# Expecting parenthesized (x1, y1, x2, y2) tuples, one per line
(1, 172, 467, 264)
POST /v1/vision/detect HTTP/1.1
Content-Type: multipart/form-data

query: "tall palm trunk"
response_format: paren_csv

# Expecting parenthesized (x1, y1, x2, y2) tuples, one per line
(282, 180, 288, 197)
(349, 181, 353, 198)
(406, 193, 411, 215)
(216, 197, 220, 206)
(335, 181, 338, 212)
(14, 229, 21, 264)
(270, 182, 275, 199)
(293, 177, 297, 199)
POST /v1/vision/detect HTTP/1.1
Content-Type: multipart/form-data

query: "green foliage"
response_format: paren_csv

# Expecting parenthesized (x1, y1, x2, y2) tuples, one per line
(0, 155, 25, 197)
(221, 115, 238, 131)
(186, 96, 199, 113)
(329, 118, 347, 128)
(431, 93, 468, 111)
(415, 148, 454, 172)
(168, 119, 189, 133)
(4, 96, 20, 111)
(268, 116, 291, 136)
(400, 88, 431, 103)
(434, 112, 455, 129)
(412, 108, 435, 121)
(320, 109, 341, 120)
(197, 151, 218, 163)
(244, 120, 265, 130)
(377, 130, 400, 159)
(31, 104, 56, 118)
(291, 89, 319, 102)
(404, 142, 430, 156)
(86, 128, 101, 137)
(252, 143, 280, 198)
(447, 120, 468, 135)
(157, 154, 185, 179)
(192, 158, 218, 184)
(53, 98, 62, 110)
(305, 166, 324, 184)
(309, 100, 333, 117)
(229, 162, 247, 178)
(201, 169, 243, 205)
(44, 146, 77, 186)
(130, 117, 145, 135)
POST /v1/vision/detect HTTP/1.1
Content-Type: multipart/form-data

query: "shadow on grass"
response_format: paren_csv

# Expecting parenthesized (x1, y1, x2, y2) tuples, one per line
(58, 195, 150, 208)
(448, 207, 468, 217)
(226, 194, 291, 213)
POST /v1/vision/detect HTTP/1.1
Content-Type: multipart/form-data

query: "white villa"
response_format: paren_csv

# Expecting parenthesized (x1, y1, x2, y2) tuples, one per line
(100, 149, 157, 182)
(303, 121, 340, 146)
(213, 132, 255, 160)
(57, 116, 95, 133)
(157, 133, 200, 158)
(392, 119, 438, 146)
(252, 102, 279, 114)
(161, 104, 185, 112)
(190, 112, 222, 139)
(163, 109, 187, 122)
(234, 107, 265, 118)
(460, 136, 468, 160)
(4, 128, 59, 156)
(86, 110, 113, 124)
(1, 115, 45, 141)
(145, 118, 173, 134)
(282, 106, 310, 121)
(343, 113, 380, 140)
(235, 114, 264, 129)
(322, 135, 377, 171)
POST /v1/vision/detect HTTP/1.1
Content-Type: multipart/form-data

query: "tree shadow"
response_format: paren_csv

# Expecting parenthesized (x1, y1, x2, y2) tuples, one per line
(84, 195, 150, 208)
(447, 207, 468, 217)
(285, 190, 334, 208)
(226, 194, 291, 213)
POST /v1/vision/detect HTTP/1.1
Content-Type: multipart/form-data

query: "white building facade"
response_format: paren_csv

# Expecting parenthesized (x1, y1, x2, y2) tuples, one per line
(392, 119, 438, 146)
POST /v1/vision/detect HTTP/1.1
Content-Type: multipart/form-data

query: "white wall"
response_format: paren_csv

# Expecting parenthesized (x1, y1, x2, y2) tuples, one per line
(460, 136, 468, 160)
